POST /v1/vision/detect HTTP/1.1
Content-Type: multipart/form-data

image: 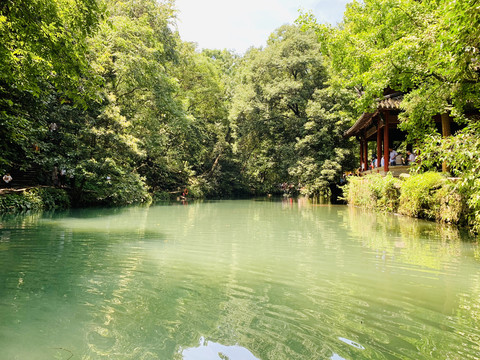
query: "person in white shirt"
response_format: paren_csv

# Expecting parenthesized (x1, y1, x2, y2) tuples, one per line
(389, 148, 398, 166)
(407, 150, 416, 164)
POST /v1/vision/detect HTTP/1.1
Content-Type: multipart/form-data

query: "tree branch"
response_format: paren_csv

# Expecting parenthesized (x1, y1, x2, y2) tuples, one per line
(117, 87, 148, 98)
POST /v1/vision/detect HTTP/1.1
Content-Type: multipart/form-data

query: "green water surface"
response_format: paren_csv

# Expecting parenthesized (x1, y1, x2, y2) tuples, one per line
(0, 199, 479, 359)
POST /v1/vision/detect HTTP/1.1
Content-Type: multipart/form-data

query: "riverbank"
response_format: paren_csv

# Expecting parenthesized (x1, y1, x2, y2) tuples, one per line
(343, 172, 479, 234)
(0, 187, 70, 213)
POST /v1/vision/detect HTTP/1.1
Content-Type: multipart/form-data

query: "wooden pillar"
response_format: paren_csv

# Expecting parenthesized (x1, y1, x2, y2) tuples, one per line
(359, 139, 364, 171)
(376, 126, 382, 169)
(441, 113, 452, 137)
(441, 113, 451, 173)
(363, 138, 369, 170)
(383, 111, 389, 172)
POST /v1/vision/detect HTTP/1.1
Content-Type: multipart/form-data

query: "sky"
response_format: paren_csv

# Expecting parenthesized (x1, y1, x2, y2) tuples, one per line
(174, 0, 351, 54)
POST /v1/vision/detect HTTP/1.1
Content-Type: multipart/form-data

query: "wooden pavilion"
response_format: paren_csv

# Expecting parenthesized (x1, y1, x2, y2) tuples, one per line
(344, 90, 454, 176)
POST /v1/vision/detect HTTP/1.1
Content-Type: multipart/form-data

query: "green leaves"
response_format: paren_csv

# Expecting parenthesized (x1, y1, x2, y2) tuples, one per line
(309, 0, 480, 139)
(0, 0, 103, 100)
(414, 121, 480, 231)
(230, 25, 329, 193)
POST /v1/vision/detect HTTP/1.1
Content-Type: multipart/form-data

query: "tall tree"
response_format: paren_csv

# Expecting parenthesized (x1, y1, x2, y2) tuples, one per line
(289, 87, 357, 197)
(231, 25, 327, 194)
(304, 0, 480, 138)
(0, 0, 103, 99)
(298, 0, 480, 221)
(0, 0, 104, 171)
(28, 0, 181, 204)
(172, 43, 243, 197)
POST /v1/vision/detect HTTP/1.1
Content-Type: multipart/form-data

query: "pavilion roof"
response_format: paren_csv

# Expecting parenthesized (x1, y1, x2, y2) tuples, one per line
(344, 92, 403, 138)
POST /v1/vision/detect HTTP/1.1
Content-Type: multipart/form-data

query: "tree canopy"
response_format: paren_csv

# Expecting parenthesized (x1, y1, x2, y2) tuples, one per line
(0, 0, 479, 216)
(297, 0, 480, 228)
(299, 0, 480, 138)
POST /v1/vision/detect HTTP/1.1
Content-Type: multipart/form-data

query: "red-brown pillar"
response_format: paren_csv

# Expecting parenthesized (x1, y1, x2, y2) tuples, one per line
(376, 126, 382, 169)
(359, 139, 364, 171)
(383, 112, 389, 172)
(441, 113, 451, 173)
(363, 138, 369, 170)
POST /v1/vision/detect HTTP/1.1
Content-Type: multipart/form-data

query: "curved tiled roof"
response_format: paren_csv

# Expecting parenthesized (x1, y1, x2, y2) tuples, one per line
(343, 92, 403, 138)
(343, 111, 377, 138)
(378, 93, 403, 110)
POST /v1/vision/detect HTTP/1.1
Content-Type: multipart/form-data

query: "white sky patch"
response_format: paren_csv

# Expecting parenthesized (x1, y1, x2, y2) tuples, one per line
(175, 0, 350, 54)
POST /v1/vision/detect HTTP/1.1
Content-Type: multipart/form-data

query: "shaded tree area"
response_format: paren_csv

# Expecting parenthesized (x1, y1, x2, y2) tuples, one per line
(230, 25, 356, 197)
(1, 0, 478, 209)
(297, 0, 480, 229)
(1, 0, 356, 205)
(1, 0, 243, 204)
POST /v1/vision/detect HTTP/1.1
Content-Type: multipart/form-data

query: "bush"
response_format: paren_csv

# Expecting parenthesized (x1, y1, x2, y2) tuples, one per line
(375, 173, 401, 212)
(345, 171, 470, 228)
(456, 177, 480, 233)
(343, 173, 401, 212)
(152, 190, 172, 202)
(0, 187, 69, 213)
(76, 159, 151, 206)
(434, 182, 465, 224)
(398, 172, 445, 219)
(32, 187, 70, 210)
(343, 175, 376, 209)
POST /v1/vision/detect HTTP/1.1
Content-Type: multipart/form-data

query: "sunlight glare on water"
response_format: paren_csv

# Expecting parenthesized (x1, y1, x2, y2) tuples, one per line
(0, 199, 479, 359)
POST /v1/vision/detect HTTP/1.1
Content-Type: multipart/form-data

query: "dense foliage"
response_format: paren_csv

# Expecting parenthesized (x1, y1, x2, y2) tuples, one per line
(0, 188, 70, 212)
(414, 121, 480, 232)
(344, 173, 467, 226)
(298, 0, 480, 137)
(1, 1, 357, 205)
(297, 0, 480, 231)
(0, 0, 479, 231)
(230, 25, 356, 196)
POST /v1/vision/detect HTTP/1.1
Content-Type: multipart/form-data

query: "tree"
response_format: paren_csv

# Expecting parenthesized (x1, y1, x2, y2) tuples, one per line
(298, 0, 480, 224)
(289, 87, 357, 197)
(171, 44, 245, 197)
(21, 0, 181, 204)
(303, 0, 480, 139)
(231, 25, 327, 194)
(0, 0, 104, 171)
(0, 0, 103, 99)
(84, 0, 185, 198)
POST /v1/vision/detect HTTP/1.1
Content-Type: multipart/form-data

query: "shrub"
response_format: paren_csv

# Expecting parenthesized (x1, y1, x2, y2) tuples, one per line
(456, 177, 480, 233)
(153, 190, 172, 202)
(0, 187, 69, 213)
(434, 182, 465, 224)
(344, 173, 400, 212)
(398, 172, 445, 219)
(343, 175, 376, 209)
(77, 159, 151, 206)
(345, 171, 477, 232)
(375, 173, 401, 212)
(32, 187, 70, 210)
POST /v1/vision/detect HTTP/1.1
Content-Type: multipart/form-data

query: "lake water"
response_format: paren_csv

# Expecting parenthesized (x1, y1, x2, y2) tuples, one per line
(0, 199, 479, 360)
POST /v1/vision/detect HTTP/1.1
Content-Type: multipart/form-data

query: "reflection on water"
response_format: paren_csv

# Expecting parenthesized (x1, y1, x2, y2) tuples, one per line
(338, 337, 365, 350)
(179, 337, 259, 360)
(0, 200, 479, 359)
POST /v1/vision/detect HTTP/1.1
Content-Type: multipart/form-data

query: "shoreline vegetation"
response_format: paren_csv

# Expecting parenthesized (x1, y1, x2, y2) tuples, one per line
(343, 172, 479, 235)
(2, 173, 479, 236)
(0, 187, 71, 213)
(1, 1, 479, 235)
